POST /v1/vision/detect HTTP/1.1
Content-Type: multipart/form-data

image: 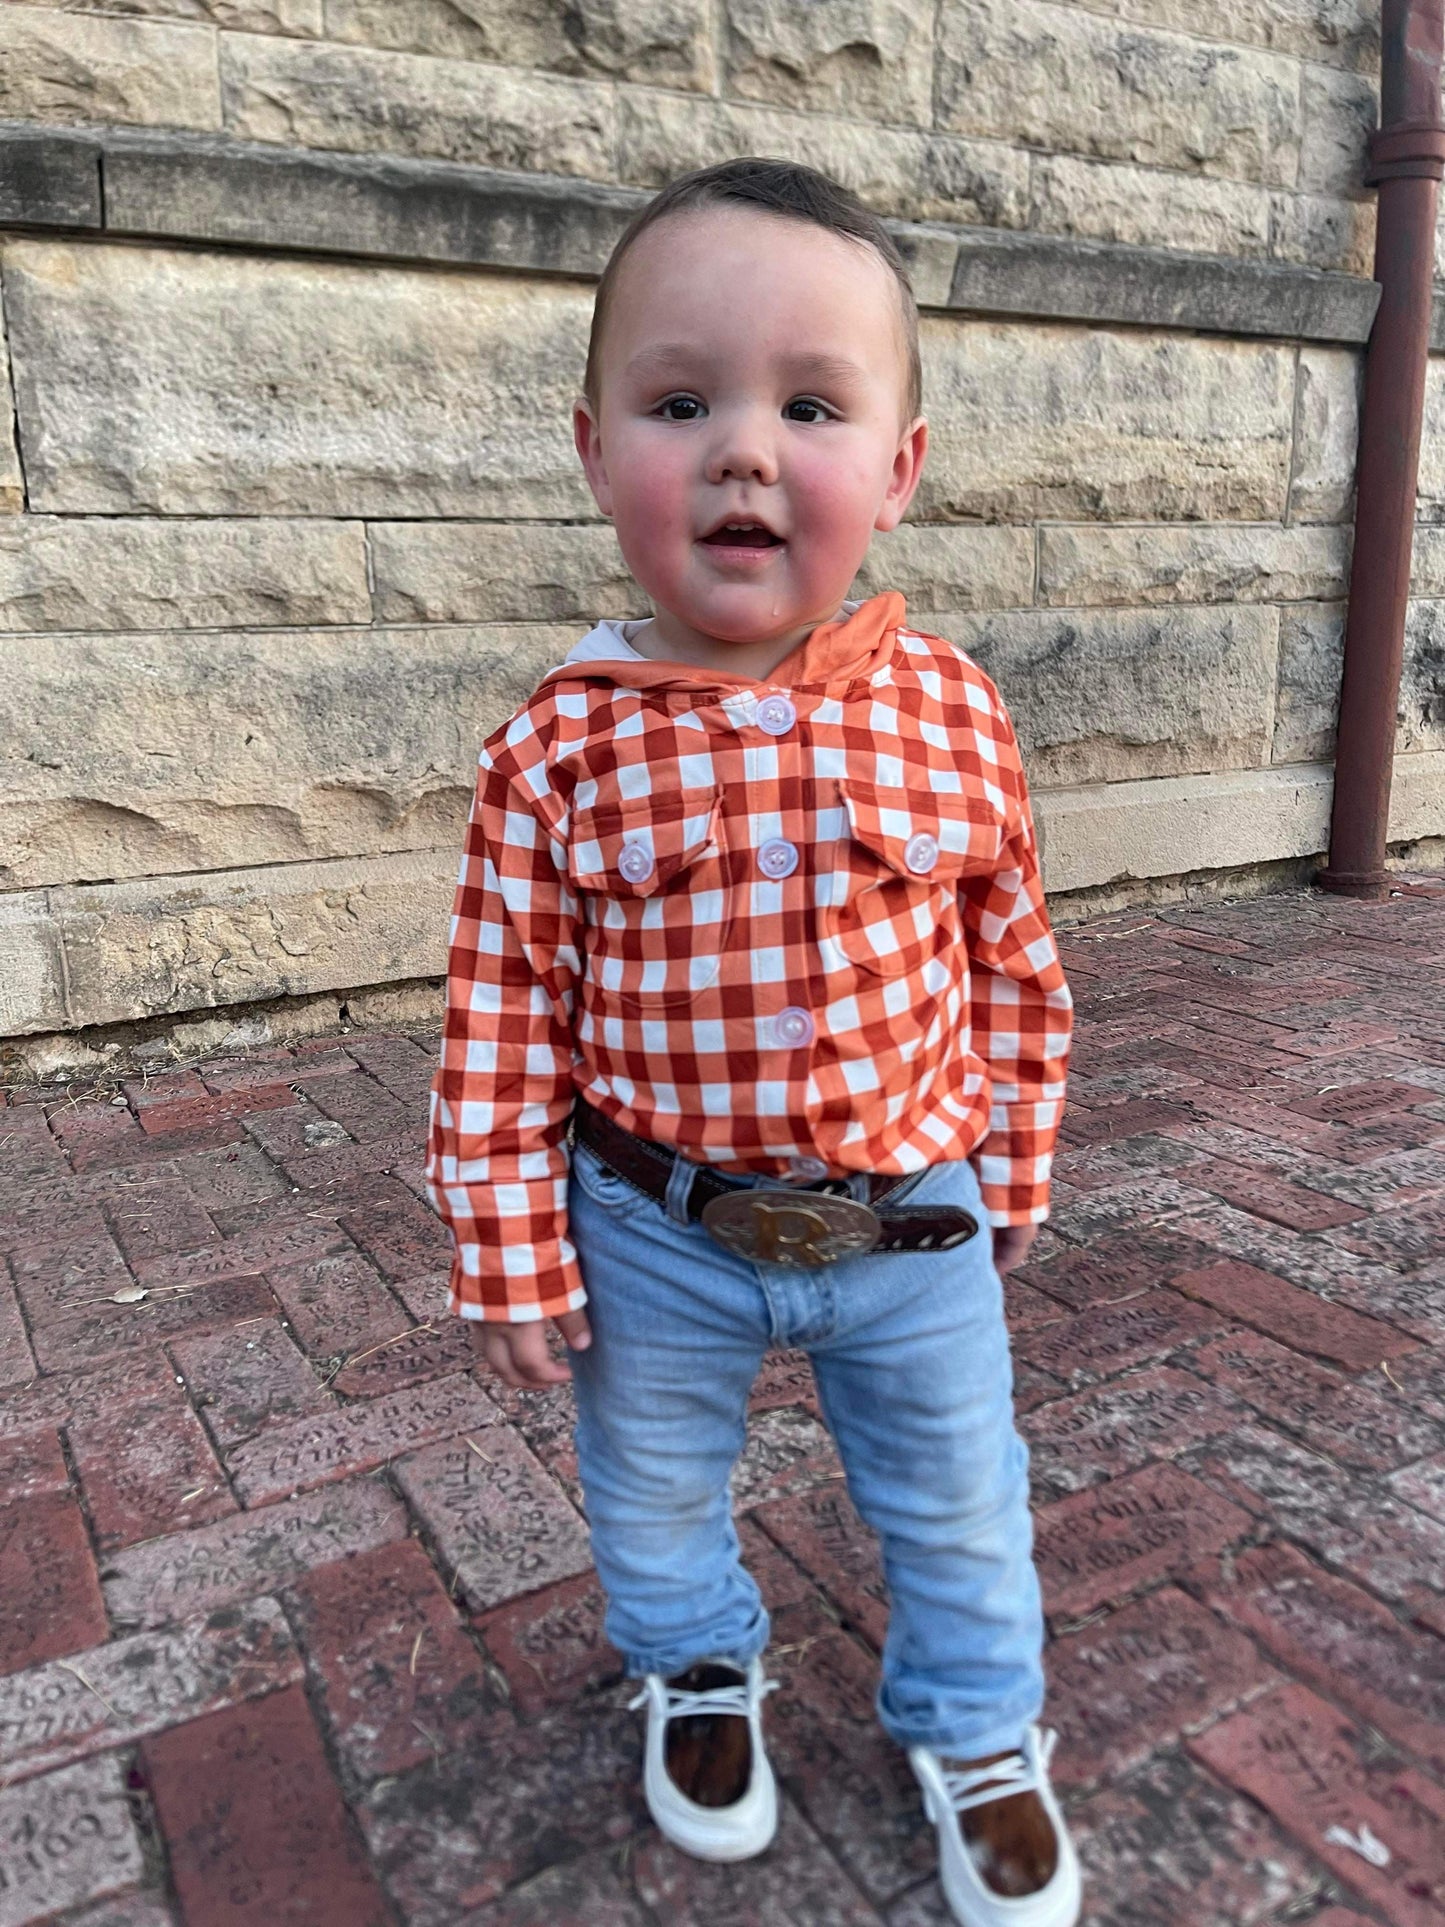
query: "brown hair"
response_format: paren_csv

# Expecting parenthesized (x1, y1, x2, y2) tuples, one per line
(582, 156, 923, 425)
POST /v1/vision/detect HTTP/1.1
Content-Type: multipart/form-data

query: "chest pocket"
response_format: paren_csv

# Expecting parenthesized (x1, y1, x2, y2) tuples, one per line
(565, 786, 729, 1008)
(826, 778, 1006, 977)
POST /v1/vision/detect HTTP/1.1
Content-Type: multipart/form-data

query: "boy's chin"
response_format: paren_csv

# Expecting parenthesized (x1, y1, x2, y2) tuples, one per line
(667, 583, 838, 645)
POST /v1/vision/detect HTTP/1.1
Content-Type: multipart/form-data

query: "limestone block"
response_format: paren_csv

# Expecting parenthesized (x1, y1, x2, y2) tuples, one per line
(614, 87, 1032, 231)
(1107, 0, 1376, 73)
(1412, 524, 1445, 597)
(935, 0, 1299, 188)
(1269, 189, 1374, 279)
(0, 517, 369, 630)
(1416, 359, 1445, 522)
(0, 890, 67, 1036)
(1273, 601, 1344, 763)
(0, 8, 222, 129)
(1296, 62, 1376, 198)
(220, 30, 614, 177)
(1288, 346, 1360, 524)
(323, 0, 714, 91)
(1391, 749, 1445, 844)
(370, 522, 636, 623)
(3, 239, 595, 517)
(1035, 763, 1335, 894)
(56, 0, 322, 27)
(916, 320, 1295, 524)
(1030, 155, 1271, 260)
(723, 0, 933, 127)
(942, 604, 1279, 786)
(852, 524, 1034, 612)
(53, 850, 455, 1030)
(0, 313, 21, 515)
(1038, 523, 1349, 608)
(1271, 601, 1438, 763)
(0, 623, 572, 889)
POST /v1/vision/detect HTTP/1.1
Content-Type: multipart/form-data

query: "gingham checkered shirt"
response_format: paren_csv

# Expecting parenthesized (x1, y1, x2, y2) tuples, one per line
(427, 591, 1073, 1322)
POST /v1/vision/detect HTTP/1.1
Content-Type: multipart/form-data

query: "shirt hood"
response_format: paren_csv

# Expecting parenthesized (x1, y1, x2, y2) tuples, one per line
(545, 590, 908, 695)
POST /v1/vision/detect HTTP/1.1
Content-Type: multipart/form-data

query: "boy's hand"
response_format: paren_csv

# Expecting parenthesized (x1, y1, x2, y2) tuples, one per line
(991, 1224, 1038, 1275)
(467, 1309, 593, 1390)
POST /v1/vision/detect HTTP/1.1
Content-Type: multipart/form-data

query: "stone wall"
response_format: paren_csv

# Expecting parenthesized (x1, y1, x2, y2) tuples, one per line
(0, 0, 1440, 1063)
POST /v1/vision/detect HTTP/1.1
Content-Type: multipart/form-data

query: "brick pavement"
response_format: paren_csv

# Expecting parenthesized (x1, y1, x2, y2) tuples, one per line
(1, 876, 1444, 1925)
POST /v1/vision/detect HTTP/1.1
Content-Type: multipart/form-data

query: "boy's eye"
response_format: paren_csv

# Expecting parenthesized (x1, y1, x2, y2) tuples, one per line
(656, 394, 704, 421)
(784, 397, 832, 423)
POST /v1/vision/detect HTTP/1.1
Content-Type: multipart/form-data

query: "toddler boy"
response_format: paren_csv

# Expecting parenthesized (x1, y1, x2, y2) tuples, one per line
(427, 157, 1078, 1927)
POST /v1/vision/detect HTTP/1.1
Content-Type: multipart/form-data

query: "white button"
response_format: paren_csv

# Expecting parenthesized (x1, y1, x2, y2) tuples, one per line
(618, 841, 654, 883)
(757, 694, 796, 736)
(904, 831, 939, 874)
(757, 838, 799, 879)
(789, 1154, 829, 1181)
(773, 1005, 815, 1048)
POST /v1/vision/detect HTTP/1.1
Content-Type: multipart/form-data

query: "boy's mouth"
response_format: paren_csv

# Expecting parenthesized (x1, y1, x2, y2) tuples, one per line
(699, 519, 785, 550)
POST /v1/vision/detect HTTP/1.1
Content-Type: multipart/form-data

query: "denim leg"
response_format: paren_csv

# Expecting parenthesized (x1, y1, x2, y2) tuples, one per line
(805, 1158, 1045, 1756)
(567, 1143, 773, 1678)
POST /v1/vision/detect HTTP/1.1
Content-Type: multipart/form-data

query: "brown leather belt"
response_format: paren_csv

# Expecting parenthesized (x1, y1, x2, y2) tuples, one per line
(573, 1099, 980, 1268)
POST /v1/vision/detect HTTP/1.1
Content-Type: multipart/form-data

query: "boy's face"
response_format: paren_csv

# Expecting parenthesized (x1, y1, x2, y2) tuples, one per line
(574, 207, 927, 670)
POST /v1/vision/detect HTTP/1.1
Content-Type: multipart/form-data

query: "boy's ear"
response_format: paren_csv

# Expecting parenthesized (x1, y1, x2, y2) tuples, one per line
(573, 396, 614, 519)
(874, 416, 928, 534)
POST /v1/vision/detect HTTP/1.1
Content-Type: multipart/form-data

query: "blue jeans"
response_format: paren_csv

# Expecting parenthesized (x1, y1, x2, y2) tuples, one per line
(567, 1140, 1045, 1757)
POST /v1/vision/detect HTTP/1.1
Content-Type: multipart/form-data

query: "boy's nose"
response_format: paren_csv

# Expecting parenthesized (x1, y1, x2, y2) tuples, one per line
(704, 414, 780, 487)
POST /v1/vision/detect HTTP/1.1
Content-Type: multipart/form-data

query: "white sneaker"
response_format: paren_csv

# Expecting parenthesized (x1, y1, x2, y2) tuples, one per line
(909, 1726, 1082, 1927)
(629, 1656, 780, 1862)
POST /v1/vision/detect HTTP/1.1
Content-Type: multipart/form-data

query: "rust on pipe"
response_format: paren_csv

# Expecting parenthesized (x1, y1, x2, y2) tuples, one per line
(1318, 0, 1445, 898)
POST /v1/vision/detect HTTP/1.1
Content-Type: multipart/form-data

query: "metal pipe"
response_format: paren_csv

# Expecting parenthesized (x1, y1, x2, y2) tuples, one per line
(1318, 0, 1445, 897)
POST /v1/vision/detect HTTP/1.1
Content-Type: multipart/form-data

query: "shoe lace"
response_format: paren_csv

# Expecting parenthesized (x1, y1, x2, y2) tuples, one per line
(628, 1674, 780, 1719)
(937, 1728, 1057, 1815)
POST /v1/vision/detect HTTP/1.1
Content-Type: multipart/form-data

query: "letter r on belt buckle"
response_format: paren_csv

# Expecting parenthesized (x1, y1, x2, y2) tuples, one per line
(700, 1189, 882, 1267)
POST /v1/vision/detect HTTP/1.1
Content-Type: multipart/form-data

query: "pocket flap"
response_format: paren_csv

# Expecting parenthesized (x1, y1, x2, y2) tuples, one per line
(566, 787, 722, 896)
(837, 779, 1004, 879)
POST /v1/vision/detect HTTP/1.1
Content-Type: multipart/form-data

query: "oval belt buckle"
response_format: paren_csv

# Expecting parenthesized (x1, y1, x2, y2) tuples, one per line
(700, 1188, 881, 1267)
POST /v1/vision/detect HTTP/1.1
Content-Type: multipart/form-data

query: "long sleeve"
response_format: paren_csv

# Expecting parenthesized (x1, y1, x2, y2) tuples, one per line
(959, 710, 1073, 1226)
(425, 745, 585, 1322)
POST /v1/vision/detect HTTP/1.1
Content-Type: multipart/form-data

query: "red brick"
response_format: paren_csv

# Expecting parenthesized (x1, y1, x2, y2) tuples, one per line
(225, 1371, 493, 1505)
(747, 1346, 819, 1413)
(461, 1847, 652, 1926)
(1301, 1913, 1377, 1927)
(337, 1191, 451, 1283)
(1003, 1278, 1067, 1329)
(9, 1226, 132, 1326)
(340, 1032, 436, 1102)
(0, 1425, 69, 1505)
(137, 1084, 298, 1137)
(1188, 1328, 1441, 1472)
(0, 1265, 36, 1392)
(31, 1273, 278, 1374)
(1021, 1364, 1244, 1497)
(1194, 1541, 1445, 1781)
(265, 1249, 406, 1360)
(1172, 1081, 1342, 1148)
(1015, 1289, 1222, 1389)
(1046, 1587, 1276, 1791)
(132, 1214, 349, 1294)
(1389, 1449, 1445, 1524)
(632, 1802, 883, 1925)
(394, 1428, 592, 1612)
(360, 1700, 646, 1921)
(477, 1570, 618, 1716)
(121, 1070, 208, 1112)
(1056, 1748, 1319, 1927)
(764, 1625, 933, 1905)
(169, 1139, 289, 1212)
(730, 1407, 840, 1508)
(0, 1103, 67, 1178)
(0, 1494, 108, 1676)
(1186, 1421, 1445, 1608)
(0, 1597, 301, 1786)
(1047, 1173, 1216, 1242)
(1287, 1077, 1439, 1122)
(1034, 1461, 1254, 1622)
(753, 1480, 887, 1649)
(1171, 1259, 1417, 1368)
(102, 1476, 408, 1630)
(1335, 1192, 1445, 1267)
(0, 1756, 146, 1919)
(142, 1684, 391, 1927)
(1181, 1157, 1366, 1231)
(171, 1321, 331, 1449)
(330, 1316, 474, 1398)
(1060, 1098, 1196, 1145)
(61, 1891, 179, 1927)
(241, 1098, 350, 1161)
(49, 1100, 148, 1171)
(1189, 1684, 1445, 1924)
(275, 1127, 420, 1192)
(1321, 1108, 1445, 1164)
(0, 1346, 178, 1439)
(69, 1394, 234, 1551)
(302, 1071, 417, 1142)
(288, 1536, 506, 1779)
(97, 1172, 218, 1262)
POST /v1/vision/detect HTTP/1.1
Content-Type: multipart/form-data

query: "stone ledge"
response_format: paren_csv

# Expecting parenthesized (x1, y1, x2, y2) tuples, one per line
(1035, 754, 1445, 894)
(0, 120, 1392, 346)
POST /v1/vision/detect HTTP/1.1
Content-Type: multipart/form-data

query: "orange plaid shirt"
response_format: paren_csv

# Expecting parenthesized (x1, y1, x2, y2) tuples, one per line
(426, 591, 1073, 1323)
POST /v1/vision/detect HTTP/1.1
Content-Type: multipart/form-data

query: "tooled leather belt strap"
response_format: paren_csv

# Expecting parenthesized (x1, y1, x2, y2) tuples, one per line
(572, 1099, 980, 1268)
